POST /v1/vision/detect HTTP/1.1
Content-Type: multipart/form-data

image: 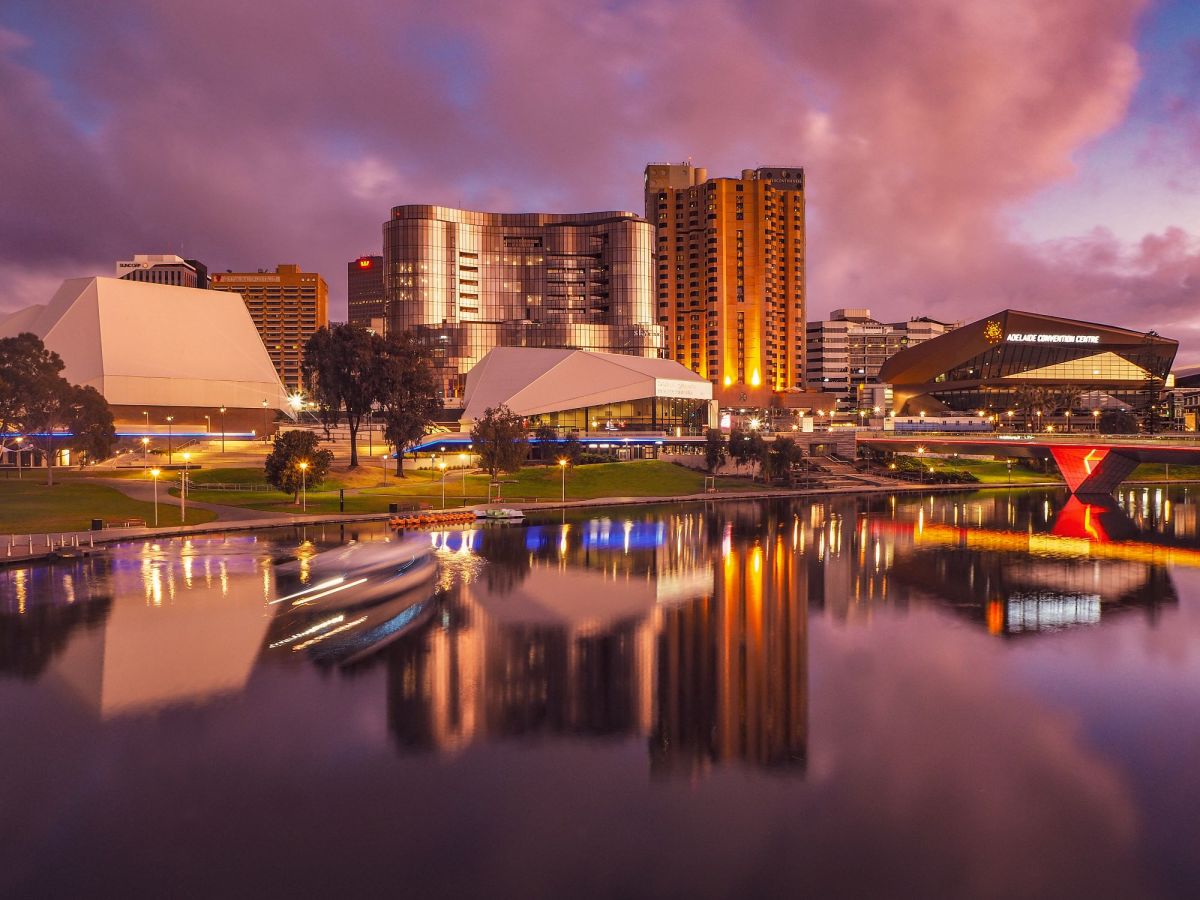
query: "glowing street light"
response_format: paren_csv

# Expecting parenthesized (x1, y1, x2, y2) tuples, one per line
(204, 414, 211, 437)
(558, 458, 568, 503)
(166, 415, 174, 464)
(150, 468, 161, 526)
(219, 406, 227, 453)
(141, 436, 149, 469)
(298, 460, 309, 512)
(261, 399, 269, 442)
(438, 461, 448, 510)
(460, 452, 469, 499)
(381, 454, 389, 486)
(14, 436, 23, 480)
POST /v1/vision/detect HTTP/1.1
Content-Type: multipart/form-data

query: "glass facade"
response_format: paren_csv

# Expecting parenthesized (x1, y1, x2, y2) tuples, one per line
(383, 207, 663, 399)
(528, 397, 711, 434)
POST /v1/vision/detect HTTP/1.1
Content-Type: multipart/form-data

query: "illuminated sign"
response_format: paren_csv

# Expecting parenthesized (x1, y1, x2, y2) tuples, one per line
(983, 320, 1003, 343)
(655, 378, 713, 400)
(357, 258, 373, 268)
(1007, 333, 1100, 344)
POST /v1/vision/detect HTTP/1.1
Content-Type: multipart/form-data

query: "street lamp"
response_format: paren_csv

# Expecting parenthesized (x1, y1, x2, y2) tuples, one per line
(558, 458, 568, 502)
(166, 415, 174, 464)
(141, 436, 149, 469)
(261, 400, 269, 442)
(459, 452, 468, 500)
(1093, 408, 1101, 432)
(1064, 410, 1071, 433)
(381, 454, 389, 486)
(298, 460, 308, 512)
(14, 436, 23, 480)
(204, 415, 211, 438)
(150, 468, 161, 526)
(143, 411, 149, 435)
(438, 461, 448, 510)
(219, 406, 227, 453)
(181, 452, 191, 523)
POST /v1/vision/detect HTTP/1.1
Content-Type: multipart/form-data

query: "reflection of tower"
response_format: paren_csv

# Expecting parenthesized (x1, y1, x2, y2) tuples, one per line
(652, 517, 808, 775)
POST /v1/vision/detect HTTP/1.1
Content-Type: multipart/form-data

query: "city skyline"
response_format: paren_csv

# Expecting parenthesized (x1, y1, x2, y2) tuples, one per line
(1, 1, 1198, 361)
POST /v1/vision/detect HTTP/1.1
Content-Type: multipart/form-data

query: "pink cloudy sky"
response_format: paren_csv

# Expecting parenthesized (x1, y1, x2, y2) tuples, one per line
(1, 0, 1198, 362)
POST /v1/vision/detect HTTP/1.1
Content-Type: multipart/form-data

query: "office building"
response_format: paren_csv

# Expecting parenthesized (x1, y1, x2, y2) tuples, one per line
(805, 309, 958, 402)
(878, 309, 1177, 420)
(115, 254, 208, 289)
(347, 255, 385, 329)
(643, 163, 806, 404)
(383, 206, 662, 400)
(0, 277, 290, 432)
(210, 264, 329, 392)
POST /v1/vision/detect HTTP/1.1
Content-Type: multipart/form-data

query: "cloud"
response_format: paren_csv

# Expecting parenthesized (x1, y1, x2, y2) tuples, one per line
(0, 0, 1196, 359)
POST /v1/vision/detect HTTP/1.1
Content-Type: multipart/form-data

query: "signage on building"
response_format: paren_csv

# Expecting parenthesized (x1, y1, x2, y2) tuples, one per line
(1007, 333, 1100, 345)
(655, 378, 713, 400)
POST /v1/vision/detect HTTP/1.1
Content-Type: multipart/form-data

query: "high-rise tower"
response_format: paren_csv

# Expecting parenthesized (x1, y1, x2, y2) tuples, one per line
(644, 163, 806, 401)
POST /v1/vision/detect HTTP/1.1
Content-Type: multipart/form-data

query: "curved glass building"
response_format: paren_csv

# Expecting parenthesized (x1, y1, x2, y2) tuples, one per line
(384, 206, 663, 400)
(878, 310, 1177, 419)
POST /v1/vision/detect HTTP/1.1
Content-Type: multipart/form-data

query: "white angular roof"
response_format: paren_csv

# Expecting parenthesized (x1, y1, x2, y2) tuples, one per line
(0, 277, 290, 412)
(461, 346, 712, 422)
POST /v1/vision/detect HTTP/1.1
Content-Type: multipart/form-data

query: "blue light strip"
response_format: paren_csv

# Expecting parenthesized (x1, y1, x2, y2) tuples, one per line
(115, 432, 257, 438)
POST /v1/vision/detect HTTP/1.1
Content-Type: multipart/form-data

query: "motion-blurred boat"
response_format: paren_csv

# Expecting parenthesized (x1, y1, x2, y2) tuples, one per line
(272, 539, 435, 612)
(474, 507, 526, 521)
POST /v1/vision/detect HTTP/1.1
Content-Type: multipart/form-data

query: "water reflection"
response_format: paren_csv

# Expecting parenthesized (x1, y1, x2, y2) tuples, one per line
(0, 489, 1195, 753)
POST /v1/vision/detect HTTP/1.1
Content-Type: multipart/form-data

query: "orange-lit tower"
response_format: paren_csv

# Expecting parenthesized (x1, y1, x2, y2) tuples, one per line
(645, 163, 806, 404)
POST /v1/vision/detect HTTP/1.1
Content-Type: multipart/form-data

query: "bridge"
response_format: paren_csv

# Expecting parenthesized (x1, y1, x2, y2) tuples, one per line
(858, 433, 1200, 496)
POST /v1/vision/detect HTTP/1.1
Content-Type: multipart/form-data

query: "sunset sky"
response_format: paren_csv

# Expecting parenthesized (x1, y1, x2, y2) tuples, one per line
(2, 0, 1198, 360)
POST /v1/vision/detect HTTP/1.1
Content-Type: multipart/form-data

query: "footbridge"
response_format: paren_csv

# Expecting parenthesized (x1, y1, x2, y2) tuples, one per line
(858, 434, 1200, 496)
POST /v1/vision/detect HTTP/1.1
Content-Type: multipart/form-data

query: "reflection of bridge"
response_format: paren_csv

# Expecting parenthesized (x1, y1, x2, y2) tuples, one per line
(859, 434, 1200, 495)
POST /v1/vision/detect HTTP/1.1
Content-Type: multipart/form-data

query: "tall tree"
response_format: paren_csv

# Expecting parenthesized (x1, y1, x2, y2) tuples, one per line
(375, 332, 441, 477)
(264, 430, 334, 502)
(302, 324, 379, 468)
(0, 333, 114, 485)
(470, 405, 529, 478)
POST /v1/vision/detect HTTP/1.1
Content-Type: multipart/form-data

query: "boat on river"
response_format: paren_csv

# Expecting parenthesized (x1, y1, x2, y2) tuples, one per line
(474, 507, 526, 521)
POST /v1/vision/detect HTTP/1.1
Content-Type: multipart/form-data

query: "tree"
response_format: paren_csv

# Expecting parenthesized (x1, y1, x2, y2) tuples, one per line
(704, 429, 727, 474)
(470, 405, 529, 477)
(302, 323, 379, 468)
(65, 385, 116, 466)
(560, 434, 583, 465)
(264, 430, 333, 502)
(375, 332, 441, 476)
(533, 423, 558, 461)
(767, 437, 805, 487)
(0, 333, 116, 485)
(729, 427, 766, 473)
(1099, 408, 1138, 434)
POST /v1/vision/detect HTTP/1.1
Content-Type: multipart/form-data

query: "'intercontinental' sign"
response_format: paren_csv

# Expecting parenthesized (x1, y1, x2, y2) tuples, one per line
(1007, 333, 1100, 345)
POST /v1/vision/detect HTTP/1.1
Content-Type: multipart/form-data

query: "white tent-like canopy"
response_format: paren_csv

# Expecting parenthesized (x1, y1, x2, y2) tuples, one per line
(461, 346, 713, 425)
(0, 276, 290, 417)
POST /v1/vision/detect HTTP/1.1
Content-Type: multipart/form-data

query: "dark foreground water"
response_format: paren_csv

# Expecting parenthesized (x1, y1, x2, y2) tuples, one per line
(2, 487, 1200, 899)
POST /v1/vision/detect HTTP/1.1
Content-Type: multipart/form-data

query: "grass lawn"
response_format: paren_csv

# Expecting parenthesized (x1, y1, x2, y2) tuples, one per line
(185, 460, 765, 515)
(1129, 463, 1200, 481)
(0, 479, 216, 533)
(901, 456, 1061, 484)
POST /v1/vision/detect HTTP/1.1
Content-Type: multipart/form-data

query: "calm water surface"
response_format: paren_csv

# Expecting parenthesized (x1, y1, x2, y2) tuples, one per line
(2, 487, 1199, 899)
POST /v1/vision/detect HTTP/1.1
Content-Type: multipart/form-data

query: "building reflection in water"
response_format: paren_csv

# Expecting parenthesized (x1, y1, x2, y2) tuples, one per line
(386, 507, 809, 776)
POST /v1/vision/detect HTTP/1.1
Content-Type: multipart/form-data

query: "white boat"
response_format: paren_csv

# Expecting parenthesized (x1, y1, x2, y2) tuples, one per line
(474, 507, 526, 520)
(272, 538, 437, 612)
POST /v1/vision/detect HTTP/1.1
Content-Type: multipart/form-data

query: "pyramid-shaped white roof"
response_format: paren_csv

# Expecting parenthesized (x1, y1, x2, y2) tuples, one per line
(461, 346, 711, 422)
(0, 277, 290, 412)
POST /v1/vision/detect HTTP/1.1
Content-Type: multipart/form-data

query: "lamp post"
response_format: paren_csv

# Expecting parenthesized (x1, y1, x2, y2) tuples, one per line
(181, 452, 191, 523)
(298, 460, 308, 512)
(1064, 410, 1071, 433)
(438, 462, 447, 510)
(143, 411, 149, 435)
(460, 453, 468, 500)
(381, 454, 388, 486)
(14, 436, 23, 480)
(1093, 408, 1101, 432)
(204, 415, 211, 439)
(261, 400, 269, 442)
(219, 406, 227, 453)
(166, 415, 174, 464)
(558, 458, 568, 503)
(141, 436, 149, 469)
(150, 468, 161, 526)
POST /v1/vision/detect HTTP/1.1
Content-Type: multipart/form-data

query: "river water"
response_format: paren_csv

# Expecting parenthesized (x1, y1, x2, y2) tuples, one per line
(2, 487, 1199, 898)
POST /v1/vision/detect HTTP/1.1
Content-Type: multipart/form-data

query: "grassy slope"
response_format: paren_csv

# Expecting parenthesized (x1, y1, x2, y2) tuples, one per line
(185, 460, 765, 515)
(0, 479, 216, 533)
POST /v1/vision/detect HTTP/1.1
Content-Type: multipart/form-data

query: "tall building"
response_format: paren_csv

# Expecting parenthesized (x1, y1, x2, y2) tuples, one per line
(347, 255, 385, 330)
(644, 163, 806, 402)
(210, 264, 328, 392)
(805, 308, 959, 402)
(115, 254, 208, 289)
(383, 206, 662, 400)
